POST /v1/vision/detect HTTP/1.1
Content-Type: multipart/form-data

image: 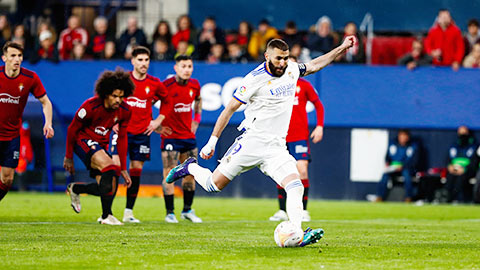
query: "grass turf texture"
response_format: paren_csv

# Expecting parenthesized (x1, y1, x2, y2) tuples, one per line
(1, 193, 480, 269)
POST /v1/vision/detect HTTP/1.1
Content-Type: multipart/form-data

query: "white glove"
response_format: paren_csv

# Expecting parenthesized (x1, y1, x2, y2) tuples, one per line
(200, 136, 218, 159)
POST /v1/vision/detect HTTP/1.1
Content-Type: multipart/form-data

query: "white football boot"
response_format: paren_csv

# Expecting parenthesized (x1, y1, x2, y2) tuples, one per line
(123, 208, 141, 223)
(98, 215, 124, 225)
(181, 209, 203, 223)
(66, 183, 81, 213)
(165, 213, 179, 223)
(269, 210, 288, 221)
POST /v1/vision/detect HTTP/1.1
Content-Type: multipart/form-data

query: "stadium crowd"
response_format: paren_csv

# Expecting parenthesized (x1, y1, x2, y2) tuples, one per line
(0, 9, 478, 68)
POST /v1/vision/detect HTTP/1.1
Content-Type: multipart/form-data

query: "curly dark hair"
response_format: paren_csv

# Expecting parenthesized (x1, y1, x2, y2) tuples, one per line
(94, 68, 134, 99)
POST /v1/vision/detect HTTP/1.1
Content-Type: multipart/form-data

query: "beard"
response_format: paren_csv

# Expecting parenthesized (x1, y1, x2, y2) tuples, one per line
(268, 60, 287, 77)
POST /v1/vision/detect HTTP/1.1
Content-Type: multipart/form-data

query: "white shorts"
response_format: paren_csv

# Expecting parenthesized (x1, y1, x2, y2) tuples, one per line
(217, 133, 299, 185)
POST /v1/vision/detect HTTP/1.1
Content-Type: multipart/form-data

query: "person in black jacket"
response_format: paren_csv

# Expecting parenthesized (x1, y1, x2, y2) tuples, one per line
(398, 39, 433, 70)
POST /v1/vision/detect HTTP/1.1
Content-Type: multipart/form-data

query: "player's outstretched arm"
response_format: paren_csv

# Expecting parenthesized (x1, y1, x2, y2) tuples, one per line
(304, 35, 356, 76)
(200, 98, 242, 159)
(38, 95, 54, 139)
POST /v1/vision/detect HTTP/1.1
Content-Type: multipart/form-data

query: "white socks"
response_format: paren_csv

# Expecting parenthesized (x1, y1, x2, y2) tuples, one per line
(285, 179, 304, 228)
(188, 163, 220, 193)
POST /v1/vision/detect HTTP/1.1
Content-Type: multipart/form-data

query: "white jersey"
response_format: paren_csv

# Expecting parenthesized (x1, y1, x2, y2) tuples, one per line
(233, 61, 302, 139)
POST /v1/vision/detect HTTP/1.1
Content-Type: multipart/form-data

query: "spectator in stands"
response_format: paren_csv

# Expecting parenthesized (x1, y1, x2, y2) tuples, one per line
(206, 43, 225, 64)
(424, 9, 464, 71)
(336, 22, 365, 63)
(197, 16, 225, 60)
(463, 43, 480, 68)
(226, 42, 250, 64)
(172, 15, 197, 52)
(72, 43, 89, 60)
(58, 15, 89, 60)
(445, 126, 478, 203)
(117, 16, 147, 59)
(151, 37, 174, 61)
(236, 21, 252, 50)
(152, 20, 172, 49)
(11, 24, 33, 59)
(0, 14, 12, 48)
(464, 19, 480, 56)
(102, 40, 118, 60)
(248, 19, 279, 61)
(398, 39, 433, 70)
(376, 129, 419, 202)
(36, 21, 57, 47)
(174, 40, 193, 59)
(30, 30, 59, 64)
(282, 21, 304, 48)
(306, 16, 336, 59)
(89, 16, 114, 59)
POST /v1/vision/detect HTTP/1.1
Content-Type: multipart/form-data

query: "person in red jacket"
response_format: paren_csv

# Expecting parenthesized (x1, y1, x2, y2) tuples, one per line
(424, 9, 465, 71)
(57, 15, 89, 60)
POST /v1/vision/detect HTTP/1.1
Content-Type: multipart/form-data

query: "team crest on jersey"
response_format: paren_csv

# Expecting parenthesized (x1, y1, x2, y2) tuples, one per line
(288, 72, 294, 79)
(114, 116, 118, 123)
(189, 89, 194, 97)
(296, 86, 301, 93)
(145, 86, 150, 94)
(18, 83, 24, 91)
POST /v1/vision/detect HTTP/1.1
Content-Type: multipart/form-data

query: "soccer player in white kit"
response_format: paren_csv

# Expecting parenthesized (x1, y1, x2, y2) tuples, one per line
(166, 37, 355, 247)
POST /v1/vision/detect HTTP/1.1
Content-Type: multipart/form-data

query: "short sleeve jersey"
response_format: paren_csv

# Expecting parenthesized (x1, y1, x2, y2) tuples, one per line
(161, 77, 201, 140)
(286, 78, 321, 142)
(126, 73, 168, 135)
(0, 67, 46, 140)
(74, 96, 131, 149)
(233, 61, 301, 138)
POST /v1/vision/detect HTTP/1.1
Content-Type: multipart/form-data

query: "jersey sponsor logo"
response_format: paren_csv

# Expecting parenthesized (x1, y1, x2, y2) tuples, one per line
(269, 83, 296, 97)
(0, 93, 20, 104)
(174, 103, 192, 113)
(126, 97, 147, 108)
(94, 126, 109, 136)
(78, 108, 87, 119)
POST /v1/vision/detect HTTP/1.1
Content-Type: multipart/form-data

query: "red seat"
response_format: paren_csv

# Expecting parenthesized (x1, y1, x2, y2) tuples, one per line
(371, 36, 417, 65)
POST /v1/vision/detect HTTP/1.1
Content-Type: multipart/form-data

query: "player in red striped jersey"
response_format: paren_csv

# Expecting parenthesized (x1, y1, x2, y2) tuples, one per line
(64, 69, 134, 225)
(0, 41, 54, 203)
(269, 55, 325, 223)
(109, 46, 172, 223)
(159, 55, 203, 223)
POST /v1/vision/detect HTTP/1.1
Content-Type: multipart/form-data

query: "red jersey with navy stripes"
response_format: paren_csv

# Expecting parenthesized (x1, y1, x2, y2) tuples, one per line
(0, 67, 46, 140)
(161, 77, 201, 140)
(286, 78, 324, 142)
(126, 73, 171, 135)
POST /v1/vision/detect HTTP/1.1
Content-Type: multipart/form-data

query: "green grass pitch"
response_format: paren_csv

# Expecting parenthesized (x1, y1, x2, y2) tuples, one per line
(1, 193, 480, 269)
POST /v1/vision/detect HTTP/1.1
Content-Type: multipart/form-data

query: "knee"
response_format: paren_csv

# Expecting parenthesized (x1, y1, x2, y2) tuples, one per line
(182, 180, 195, 191)
(1, 172, 14, 186)
(99, 178, 113, 195)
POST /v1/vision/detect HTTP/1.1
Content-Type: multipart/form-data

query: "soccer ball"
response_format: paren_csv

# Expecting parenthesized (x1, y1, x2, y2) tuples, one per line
(274, 221, 303, 247)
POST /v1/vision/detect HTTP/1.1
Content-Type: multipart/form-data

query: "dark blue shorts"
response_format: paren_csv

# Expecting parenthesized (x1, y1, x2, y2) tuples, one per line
(286, 140, 311, 161)
(161, 138, 197, 153)
(74, 139, 109, 178)
(0, 136, 20, 168)
(110, 133, 151, 161)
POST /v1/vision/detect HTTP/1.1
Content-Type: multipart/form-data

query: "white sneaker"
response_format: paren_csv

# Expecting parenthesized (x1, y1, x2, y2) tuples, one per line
(123, 209, 141, 223)
(181, 209, 203, 223)
(165, 213, 179, 223)
(302, 210, 311, 222)
(67, 183, 81, 213)
(269, 210, 288, 221)
(98, 215, 124, 225)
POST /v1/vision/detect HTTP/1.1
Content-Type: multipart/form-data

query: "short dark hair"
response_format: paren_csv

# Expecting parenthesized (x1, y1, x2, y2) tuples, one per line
(398, 129, 411, 137)
(3, 41, 24, 54)
(468, 19, 479, 27)
(131, 46, 150, 58)
(286, 21, 296, 29)
(94, 68, 135, 100)
(175, 54, 193, 62)
(266, 39, 289, 51)
(288, 55, 298, 61)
